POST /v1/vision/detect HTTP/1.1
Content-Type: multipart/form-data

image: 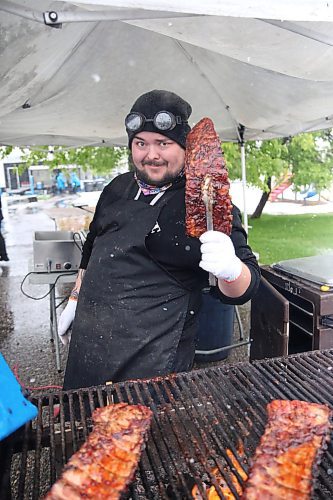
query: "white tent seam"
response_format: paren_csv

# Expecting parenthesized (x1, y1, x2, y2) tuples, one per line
(261, 19, 333, 47)
(175, 40, 242, 141)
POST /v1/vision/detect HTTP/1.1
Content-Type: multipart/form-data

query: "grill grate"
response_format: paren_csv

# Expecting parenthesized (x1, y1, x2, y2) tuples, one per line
(2, 350, 333, 499)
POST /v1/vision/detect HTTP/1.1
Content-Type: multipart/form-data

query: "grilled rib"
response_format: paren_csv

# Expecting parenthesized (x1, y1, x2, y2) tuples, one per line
(242, 399, 332, 499)
(185, 117, 233, 238)
(45, 403, 152, 500)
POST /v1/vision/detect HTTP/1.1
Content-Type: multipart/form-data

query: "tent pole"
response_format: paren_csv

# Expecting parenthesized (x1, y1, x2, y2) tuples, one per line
(238, 125, 248, 234)
(241, 143, 248, 233)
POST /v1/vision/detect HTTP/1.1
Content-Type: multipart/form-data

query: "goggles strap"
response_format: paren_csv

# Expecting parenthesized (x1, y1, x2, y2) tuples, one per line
(126, 111, 186, 132)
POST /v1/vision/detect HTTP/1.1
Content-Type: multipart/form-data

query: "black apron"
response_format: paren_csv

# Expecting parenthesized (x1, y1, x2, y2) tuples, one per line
(63, 183, 194, 389)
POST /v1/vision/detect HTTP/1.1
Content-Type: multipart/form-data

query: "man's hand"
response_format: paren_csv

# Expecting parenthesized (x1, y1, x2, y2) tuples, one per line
(199, 230, 242, 282)
(58, 299, 77, 345)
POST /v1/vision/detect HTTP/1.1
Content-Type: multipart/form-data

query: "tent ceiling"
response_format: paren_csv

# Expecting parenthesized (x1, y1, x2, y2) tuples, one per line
(1, 1, 333, 147)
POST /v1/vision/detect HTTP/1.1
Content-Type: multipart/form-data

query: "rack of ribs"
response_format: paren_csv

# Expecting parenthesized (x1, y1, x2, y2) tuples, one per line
(242, 399, 332, 499)
(45, 403, 153, 499)
(185, 117, 233, 238)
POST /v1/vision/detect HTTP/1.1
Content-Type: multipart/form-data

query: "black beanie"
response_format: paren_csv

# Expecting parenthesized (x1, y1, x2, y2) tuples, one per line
(126, 89, 192, 149)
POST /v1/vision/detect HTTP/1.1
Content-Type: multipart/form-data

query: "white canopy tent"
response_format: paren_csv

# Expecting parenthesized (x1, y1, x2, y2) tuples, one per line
(1, 0, 333, 229)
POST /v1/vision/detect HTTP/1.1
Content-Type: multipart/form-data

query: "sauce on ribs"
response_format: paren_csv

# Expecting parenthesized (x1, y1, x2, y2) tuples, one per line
(45, 403, 152, 500)
(185, 117, 232, 238)
(242, 399, 332, 500)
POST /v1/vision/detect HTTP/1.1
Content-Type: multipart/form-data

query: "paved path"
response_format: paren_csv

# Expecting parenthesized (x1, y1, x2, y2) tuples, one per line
(0, 197, 74, 389)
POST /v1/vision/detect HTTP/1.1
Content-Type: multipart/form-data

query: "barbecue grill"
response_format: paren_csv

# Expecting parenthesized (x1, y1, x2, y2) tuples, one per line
(251, 263, 333, 361)
(2, 350, 333, 499)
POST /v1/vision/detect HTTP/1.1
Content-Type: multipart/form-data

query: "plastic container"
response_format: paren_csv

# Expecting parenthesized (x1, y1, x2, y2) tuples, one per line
(195, 290, 235, 362)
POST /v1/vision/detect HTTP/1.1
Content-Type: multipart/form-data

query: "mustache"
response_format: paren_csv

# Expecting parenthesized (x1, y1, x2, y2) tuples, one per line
(142, 160, 167, 167)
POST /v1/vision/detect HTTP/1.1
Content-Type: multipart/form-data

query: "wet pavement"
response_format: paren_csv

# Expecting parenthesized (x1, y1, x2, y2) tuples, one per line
(0, 197, 74, 390)
(0, 195, 251, 392)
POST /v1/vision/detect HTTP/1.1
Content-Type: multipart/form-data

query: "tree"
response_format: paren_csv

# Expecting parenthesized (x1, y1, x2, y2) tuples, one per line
(0, 146, 14, 159)
(2, 130, 333, 216)
(222, 131, 333, 218)
(1, 145, 126, 177)
(284, 132, 333, 195)
(223, 139, 289, 218)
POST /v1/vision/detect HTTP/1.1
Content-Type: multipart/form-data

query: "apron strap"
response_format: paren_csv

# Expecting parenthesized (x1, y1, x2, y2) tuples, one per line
(134, 187, 167, 206)
(150, 191, 166, 206)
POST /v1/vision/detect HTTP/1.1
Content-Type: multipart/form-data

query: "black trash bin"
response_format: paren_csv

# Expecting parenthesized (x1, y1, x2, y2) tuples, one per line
(195, 289, 234, 362)
(84, 181, 94, 192)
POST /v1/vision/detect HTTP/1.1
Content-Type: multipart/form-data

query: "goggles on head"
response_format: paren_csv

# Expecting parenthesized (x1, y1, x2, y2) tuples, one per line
(125, 111, 187, 133)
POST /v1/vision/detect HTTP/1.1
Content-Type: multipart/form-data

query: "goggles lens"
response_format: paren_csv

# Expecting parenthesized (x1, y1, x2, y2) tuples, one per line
(125, 113, 143, 132)
(125, 111, 186, 133)
(154, 111, 175, 131)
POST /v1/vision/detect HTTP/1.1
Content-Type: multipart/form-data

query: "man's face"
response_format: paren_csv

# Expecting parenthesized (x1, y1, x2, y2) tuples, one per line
(131, 131, 185, 186)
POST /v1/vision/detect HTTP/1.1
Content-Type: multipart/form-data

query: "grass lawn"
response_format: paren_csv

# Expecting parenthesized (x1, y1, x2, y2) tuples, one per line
(248, 213, 333, 265)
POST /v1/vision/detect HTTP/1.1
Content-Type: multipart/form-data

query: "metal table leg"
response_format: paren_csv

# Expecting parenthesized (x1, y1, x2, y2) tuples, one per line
(49, 286, 54, 341)
(235, 305, 244, 340)
(49, 285, 62, 373)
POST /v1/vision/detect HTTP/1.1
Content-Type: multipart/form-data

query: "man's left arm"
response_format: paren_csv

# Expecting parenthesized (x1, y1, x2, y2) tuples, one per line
(199, 206, 260, 303)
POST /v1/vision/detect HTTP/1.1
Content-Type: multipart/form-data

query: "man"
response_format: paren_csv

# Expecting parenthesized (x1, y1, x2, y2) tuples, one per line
(59, 90, 260, 390)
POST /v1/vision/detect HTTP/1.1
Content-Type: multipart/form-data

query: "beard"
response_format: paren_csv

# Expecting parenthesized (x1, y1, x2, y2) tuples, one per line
(134, 162, 182, 187)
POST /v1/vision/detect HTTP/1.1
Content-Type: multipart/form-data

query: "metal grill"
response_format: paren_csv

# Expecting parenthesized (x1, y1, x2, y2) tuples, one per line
(2, 349, 333, 499)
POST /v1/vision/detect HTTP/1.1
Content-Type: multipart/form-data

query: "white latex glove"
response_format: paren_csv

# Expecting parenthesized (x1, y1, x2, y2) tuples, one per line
(58, 299, 77, 345)
(199, 230, 242, 282)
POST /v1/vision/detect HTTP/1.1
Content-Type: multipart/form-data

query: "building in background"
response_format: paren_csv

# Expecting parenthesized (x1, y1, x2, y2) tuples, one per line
(0, 148, 129, 195)
(0, 149, 83, 194)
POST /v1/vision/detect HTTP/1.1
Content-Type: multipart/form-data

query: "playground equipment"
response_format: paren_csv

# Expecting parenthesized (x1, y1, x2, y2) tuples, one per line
(269, 173, 293, 202)
(302, 185, 317, 200)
